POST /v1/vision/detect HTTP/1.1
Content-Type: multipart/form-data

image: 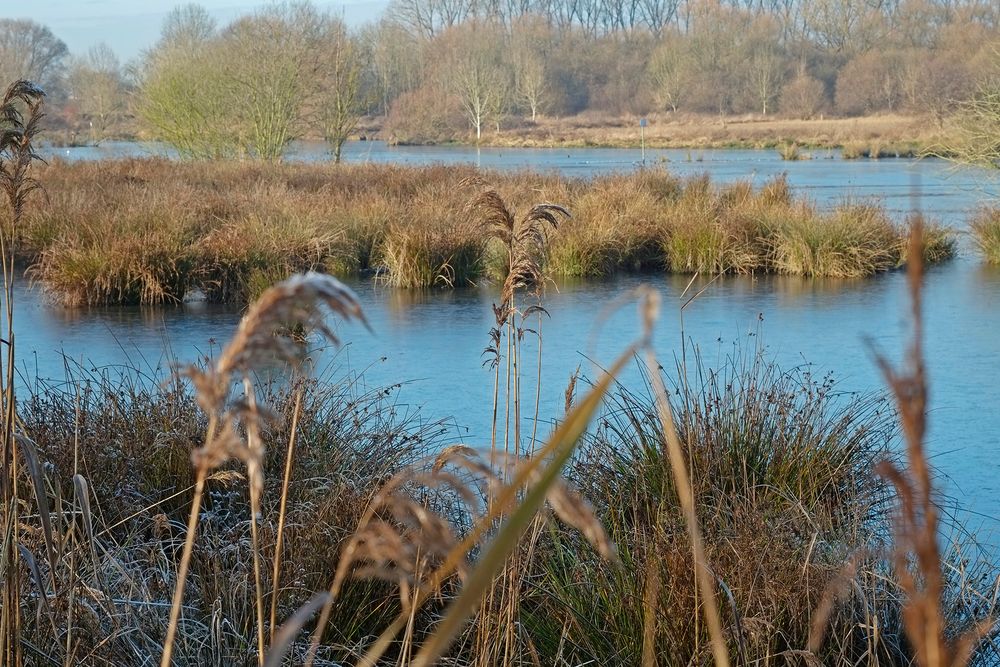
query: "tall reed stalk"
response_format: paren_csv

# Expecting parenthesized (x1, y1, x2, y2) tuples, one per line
(0, 80, 45, 667)
(874, 220, 991, 665)
(466, 181, 568, 664)
(160, 273, 366, 666)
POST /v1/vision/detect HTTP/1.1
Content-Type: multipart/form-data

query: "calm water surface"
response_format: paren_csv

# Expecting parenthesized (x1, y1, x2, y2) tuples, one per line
(22, 143, 1000, 539)
(43, 139, 1000, 217)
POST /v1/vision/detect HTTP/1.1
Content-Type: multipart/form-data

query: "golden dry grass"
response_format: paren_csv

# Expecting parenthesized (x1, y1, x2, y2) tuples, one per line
(16, 160, 958, 305)
(970, 207, 1000, 265)
(6, 81, 997, 667)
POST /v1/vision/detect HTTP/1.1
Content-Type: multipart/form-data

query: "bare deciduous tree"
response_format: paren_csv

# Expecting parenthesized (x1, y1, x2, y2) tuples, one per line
(388, 0, 475, 39)
(647, 31, 691, 112)
(743, 18, 785, 115)
(66, 43, 127, 144)
(319, 20, 368, 163)
(513, 52, 547, 120)
(0, 19, 68, 93)
(365, 19, 422, 116)
(436, 25, 512, 141)
(835, 50, 904, 114)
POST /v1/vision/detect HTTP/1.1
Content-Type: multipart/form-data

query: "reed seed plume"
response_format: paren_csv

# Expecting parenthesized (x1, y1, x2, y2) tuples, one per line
(304, 438, 615, 667)
(192, 271, 368, 413)
(0, 78, 45, 667)
(464, 178, 569, 308)
(162, 271, 367, 667)
(0, 81, 45, 215)
(460, 180, 573, 665)
(874, 220, 993, 666)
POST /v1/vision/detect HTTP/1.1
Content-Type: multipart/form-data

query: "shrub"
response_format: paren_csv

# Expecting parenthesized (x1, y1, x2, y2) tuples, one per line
(780, 72, 828, 119)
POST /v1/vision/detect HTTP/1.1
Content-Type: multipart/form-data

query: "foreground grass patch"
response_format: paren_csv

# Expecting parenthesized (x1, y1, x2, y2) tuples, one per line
(523, 350, 997, 664)
(21, 362, 447, 664)
(15, 344, 1000, 664)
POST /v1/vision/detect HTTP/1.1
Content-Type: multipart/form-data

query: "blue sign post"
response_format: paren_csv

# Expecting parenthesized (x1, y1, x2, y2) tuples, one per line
(639, 118, 648, 165)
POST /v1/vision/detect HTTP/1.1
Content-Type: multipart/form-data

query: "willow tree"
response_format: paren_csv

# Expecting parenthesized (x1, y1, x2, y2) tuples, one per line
(937, 44, 1000, 169)
(221, 3, 326, 160)
(136, 5, 239, 158)
(509, 17, 552, 121)
(318, 19, 367, 164)
(946, 85, 1000, 169)
(138, 3, 326, 160)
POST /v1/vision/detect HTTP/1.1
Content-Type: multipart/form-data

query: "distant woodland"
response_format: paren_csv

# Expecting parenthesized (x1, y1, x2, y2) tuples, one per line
(2, 0, 999, 154)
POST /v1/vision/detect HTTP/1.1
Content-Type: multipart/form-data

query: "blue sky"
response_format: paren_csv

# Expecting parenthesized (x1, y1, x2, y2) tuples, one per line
(7, 1, 389, 62)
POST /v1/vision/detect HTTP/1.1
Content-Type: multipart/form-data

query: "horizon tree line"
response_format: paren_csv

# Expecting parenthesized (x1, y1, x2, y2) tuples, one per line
(0, 0, 998, 162)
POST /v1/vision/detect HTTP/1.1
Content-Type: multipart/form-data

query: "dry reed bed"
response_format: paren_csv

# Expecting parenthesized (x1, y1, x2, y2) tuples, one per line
(8, 81, 998, 667)
(971, 207, 1000, 265)
(13, 159, 959, 305)
(13, 346, 1000, 665)
(20, 363, 450, 664)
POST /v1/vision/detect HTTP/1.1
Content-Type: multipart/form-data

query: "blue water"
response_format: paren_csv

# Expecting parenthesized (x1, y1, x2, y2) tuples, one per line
(21, 143, 1000, 543)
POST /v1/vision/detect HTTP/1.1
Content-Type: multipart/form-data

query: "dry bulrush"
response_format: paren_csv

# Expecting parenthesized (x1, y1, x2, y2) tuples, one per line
(1, 79, 46, 667)
(872, 221, 995, 666)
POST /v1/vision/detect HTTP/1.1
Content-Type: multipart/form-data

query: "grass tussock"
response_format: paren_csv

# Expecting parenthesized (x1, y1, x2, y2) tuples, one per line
(970, 207, 1000, 265)
(769, 203, 900, 278)
(380, 188, 484, 288)
(19, 361, 446, 664)
(15, 160, 955, 305)
(778, 141, 802, 160)
(525, 354, 900, 663)
(902, 213, 958, 266)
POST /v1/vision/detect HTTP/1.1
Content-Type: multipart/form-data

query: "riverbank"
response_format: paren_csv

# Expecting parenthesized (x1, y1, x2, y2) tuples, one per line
(382, 112, 944, 154)
(17, 160, 959, 306)
(87, 113, 942, 155)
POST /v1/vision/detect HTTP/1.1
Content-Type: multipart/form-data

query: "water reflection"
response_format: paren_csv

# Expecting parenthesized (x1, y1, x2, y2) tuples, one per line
(975, 263, 1000, 287)
(773, 273, 894, 303)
